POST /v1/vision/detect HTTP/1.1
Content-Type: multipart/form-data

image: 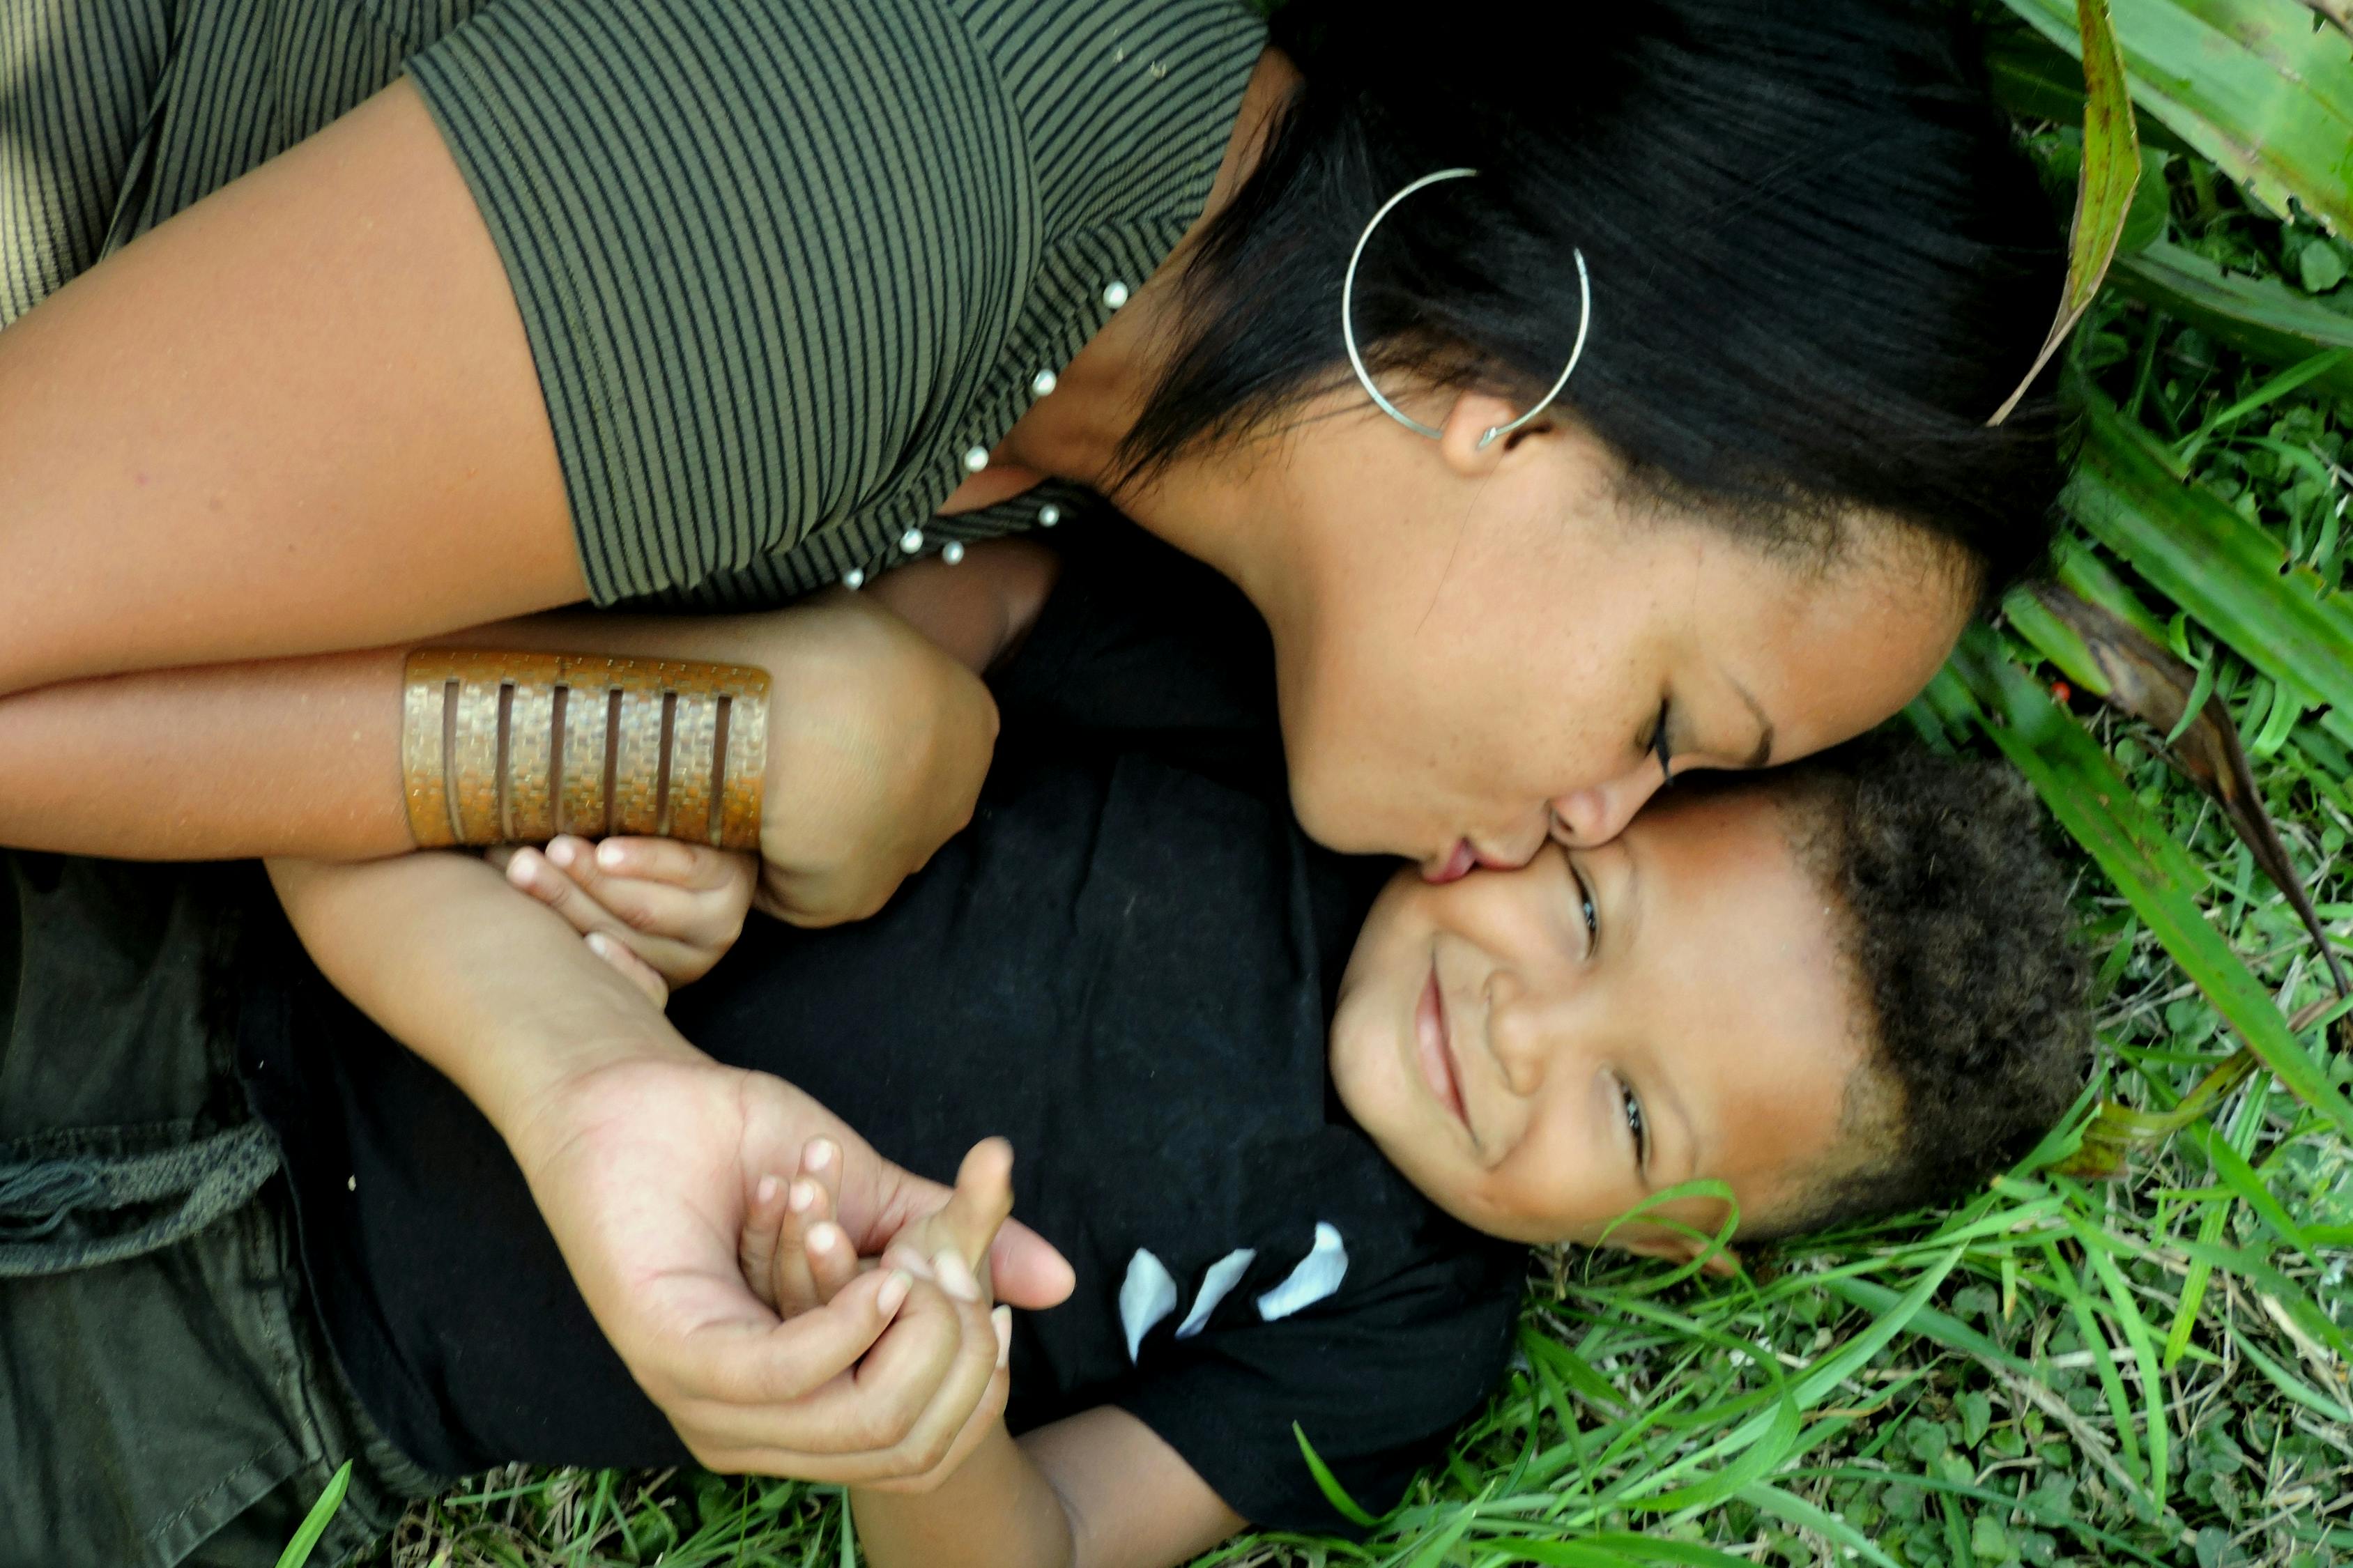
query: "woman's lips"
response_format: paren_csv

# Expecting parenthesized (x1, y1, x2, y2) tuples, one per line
(1427, 839, 1478, 884)
(1415, 962, 1470, 1137)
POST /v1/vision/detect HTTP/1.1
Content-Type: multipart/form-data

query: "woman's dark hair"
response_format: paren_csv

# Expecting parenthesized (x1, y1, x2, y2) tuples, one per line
(1745, 735, 2092, 1243)
(1126, 0, 2071, 595)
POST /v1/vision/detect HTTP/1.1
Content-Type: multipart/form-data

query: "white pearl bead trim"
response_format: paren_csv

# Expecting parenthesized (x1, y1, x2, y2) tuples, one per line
(899, 526, 925, 553)
(963, 445, 990, 472)
(1102, 281, 1130, 309)
(843, 568, 866, 590)
(1037, 502, 1061, 528)
(1030, 369, 1059, 397)
(942, 540, 966, 564)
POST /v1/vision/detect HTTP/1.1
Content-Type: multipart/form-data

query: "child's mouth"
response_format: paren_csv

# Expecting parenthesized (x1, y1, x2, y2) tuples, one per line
(1416, 962, 1471, 1140)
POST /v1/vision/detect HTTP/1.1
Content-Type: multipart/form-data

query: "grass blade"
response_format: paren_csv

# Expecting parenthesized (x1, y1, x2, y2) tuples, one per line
(273, 1462, 353, 1568)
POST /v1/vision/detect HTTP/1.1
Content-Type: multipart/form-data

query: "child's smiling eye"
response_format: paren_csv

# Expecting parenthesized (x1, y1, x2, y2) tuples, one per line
(1568, 859, 1599, 958)
(1621, 1079, 1648, 1169)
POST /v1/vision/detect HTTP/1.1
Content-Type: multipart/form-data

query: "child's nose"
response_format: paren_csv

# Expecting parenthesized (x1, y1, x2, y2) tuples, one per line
(1487, 985, 1551, 1099)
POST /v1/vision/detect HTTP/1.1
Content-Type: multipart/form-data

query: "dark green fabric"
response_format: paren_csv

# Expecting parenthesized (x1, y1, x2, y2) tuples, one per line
(1, 0, 1265, 607)
(0, 856, 443, 1568)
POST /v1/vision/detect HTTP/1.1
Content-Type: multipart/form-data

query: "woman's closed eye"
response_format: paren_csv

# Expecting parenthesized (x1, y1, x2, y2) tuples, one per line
(1568, 856, 1600, 959)
(1644, 698, 1676, 785)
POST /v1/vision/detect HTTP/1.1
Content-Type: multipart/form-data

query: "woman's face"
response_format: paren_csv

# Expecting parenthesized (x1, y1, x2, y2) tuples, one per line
(1144, 391, 1973, 876)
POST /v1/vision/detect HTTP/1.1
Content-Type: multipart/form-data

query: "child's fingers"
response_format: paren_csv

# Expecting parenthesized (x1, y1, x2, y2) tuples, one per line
(935, 1139, 1016, 1283)
(738, 1173, 792, 1312)
(806, 1217, 861, 1305)
(585, 932, 670, 1009)
(590, 836, 745, 891)
(546, 839, 726, 942)
(770, 1177, 832, 1318)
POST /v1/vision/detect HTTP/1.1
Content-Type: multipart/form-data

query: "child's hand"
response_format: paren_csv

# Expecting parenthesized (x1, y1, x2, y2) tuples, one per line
(492, 834, 758, 1006)
(739, 1136, 1020, 1493)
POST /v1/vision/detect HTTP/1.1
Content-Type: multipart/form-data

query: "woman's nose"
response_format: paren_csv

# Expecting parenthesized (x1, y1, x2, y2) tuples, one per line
(1549, 771, 1662, 849)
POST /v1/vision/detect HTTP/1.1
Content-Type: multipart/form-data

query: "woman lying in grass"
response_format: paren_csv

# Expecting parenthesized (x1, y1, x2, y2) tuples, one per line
(3, 537, 2088, 1567)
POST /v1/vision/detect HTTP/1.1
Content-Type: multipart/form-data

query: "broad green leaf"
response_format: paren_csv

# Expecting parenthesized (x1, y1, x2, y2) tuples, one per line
(2111, 242, 2353, 400)
(2071, 392, 2353, 751)
(2000, 0, 2353, 232)
(1994, 0, 2142, 422)
(1936, 636, 2353, 1142)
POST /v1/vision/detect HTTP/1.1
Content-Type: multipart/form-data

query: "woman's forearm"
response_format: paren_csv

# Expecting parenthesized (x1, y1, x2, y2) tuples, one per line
(852, 1422, 1075, 1568)
(0, 547, 1052, 862)
(0, 611, 792, 861)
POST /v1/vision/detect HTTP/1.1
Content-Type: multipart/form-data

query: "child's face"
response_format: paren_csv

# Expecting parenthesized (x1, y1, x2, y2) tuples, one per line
(1328, 785, 1864, 1258)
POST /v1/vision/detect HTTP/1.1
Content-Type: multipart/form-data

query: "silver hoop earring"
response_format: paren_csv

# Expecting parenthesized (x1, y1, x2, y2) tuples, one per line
(1340, 167, 1593, 450)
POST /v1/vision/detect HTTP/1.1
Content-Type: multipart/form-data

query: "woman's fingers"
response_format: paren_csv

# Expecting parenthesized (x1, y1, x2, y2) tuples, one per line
(663, 1264, 914, 1414)
(858, 1307, 1013, 1494)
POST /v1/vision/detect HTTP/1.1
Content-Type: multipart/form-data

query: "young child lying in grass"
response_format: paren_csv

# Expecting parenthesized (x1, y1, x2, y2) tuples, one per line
(3, 535, 2089, 1568)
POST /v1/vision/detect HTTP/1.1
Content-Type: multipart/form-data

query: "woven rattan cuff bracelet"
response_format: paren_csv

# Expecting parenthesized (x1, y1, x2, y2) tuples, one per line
(401, 651, 770, 851)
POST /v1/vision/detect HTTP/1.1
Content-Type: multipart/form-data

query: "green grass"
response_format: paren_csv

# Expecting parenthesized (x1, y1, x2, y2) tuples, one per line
(339, 20, 2352, 1568)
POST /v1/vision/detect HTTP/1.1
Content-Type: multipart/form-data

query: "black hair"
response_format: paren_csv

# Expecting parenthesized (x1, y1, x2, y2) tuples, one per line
(1126, 0, 2071, 595)
(1740, 735, 2092, 1243)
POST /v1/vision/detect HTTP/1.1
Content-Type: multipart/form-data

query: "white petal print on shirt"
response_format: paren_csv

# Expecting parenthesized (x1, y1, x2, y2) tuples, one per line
(1119, 1249, 1177, 1362)
(1121, 1227, 1349, 1362)
(1255, 1222, 1348, 1321)
(1174, 1248, 1257, 1340)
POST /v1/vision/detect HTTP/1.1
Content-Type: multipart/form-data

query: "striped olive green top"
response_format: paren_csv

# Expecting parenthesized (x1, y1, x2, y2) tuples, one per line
(2, 0, 1266, 608)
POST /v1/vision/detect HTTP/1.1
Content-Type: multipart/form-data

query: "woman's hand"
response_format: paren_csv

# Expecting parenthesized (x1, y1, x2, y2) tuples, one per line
(740, 1135, 1022, 1493)
(745, 591, 1000, 928)
(506, 1045, 1069, 1482)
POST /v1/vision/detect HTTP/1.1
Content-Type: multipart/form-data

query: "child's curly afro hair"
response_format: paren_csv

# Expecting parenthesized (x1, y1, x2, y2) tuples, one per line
(1747, 733, 2093, 1241)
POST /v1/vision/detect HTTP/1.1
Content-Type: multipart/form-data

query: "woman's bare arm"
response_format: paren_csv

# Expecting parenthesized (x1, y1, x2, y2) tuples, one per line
(0, 79, 583, 698)
(0, 543, 1058, 863)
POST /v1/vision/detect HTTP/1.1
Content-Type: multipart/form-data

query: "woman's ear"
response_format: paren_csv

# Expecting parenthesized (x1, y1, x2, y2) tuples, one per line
(1433, 390, 1547, 478)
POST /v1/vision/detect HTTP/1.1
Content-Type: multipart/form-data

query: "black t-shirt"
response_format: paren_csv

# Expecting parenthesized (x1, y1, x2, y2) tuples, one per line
(237, 528, 1525, 1534)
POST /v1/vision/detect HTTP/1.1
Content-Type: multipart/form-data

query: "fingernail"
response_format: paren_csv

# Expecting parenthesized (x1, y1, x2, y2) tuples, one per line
(806, 1139, 834, 1173)
(808, 1222, 839, 1254)
(597, 840, 627, 869)
(991, 1305, 1011, 1369)
(934, 1247, 981, 1302)
(504, 851, 534, 886)
(877, 1270, 913, 1316)
(585, 932, 616, 960)
(788, 1181, 815, 1214)
(753, 1175, 779, 1208)
(884, 1245, 932, 1282)
(546, 838, 577, 868)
